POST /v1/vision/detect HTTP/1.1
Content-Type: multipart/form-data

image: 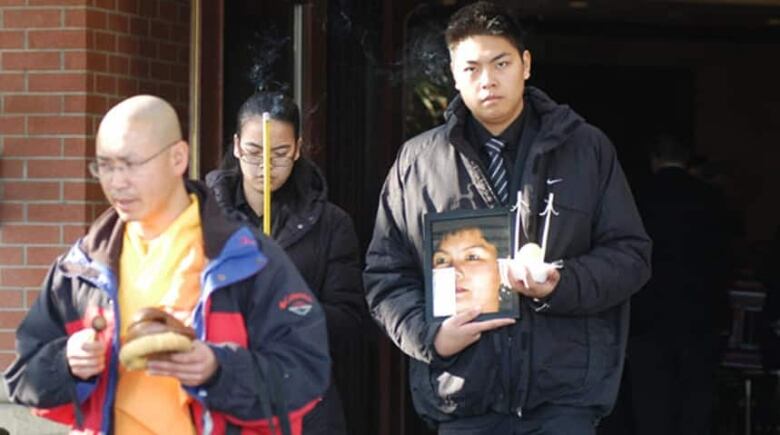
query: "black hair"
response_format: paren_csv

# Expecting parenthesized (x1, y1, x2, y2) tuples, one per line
(236, 91, 300, 140)
(444, 1, 526, 53)
(221, 91, 300, 171)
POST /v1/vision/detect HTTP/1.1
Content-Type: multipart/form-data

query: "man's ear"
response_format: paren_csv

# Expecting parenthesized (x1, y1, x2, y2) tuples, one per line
(522, 50, 532, 80)
(233, 134, 241, 158)
(172, 140, 190, 175)
(294, 137, 302, 161)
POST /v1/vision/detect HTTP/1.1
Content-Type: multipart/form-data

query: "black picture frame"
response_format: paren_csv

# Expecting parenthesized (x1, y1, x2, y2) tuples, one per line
(424, 208, 520, 321)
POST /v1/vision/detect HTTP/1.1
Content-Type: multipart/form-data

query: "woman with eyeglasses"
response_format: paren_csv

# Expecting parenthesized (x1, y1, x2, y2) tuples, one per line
(205, 91, 364, 435)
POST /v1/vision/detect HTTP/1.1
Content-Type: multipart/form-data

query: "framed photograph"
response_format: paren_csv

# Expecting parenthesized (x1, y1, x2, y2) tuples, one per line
(423, 208, 519, 321)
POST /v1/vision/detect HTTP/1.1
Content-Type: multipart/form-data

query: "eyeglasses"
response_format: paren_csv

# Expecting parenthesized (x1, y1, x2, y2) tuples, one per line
(236, 146, 294, 168)
(89, 140, 179, 179)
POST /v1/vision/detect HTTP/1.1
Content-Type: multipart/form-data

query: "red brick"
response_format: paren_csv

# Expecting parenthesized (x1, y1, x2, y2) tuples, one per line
(28, 203, 89, 223)
(117, 0, 137, 14)
(170, 64, 187, 82)
(0, 310, 25, 330)
(28, 116, 89, 135)
(3, 137, 61, 157)
(108, 54, 128, 74)
(0, 247, 23, 265)
(63, 181, 104, 201)
(94, 0, 115, 10)
(129, 58, 148, 77)
(3, 10, 61, 29)
(170, 24, 188, 44)
(0, 203, 24, 222)
(2, 52, 61, 70)
(149, 61, 169, 81)
(0, 116, 25, 134)
(0, 0, 26, 5)
(139, 39, 157, 58)
(29, 73, 88, 92)
(63, 224, 89, 242)
(0, 268, 49, 287)
(0, 31, 24, 49)
(107, 13, 129, 33)
(64, 8, 107, 28)
(28, 159, 88, 179)
(94, 74, 115, 94)
(63, 137, 94, 157)
(26, 246, 66, 266)
(0, 331, 16, 348)
(116, 34, 140, 55)
(129, 17, 148, 36)
(138, 80, 158, 95)
(0, 225, 60, 244)
(0, 354, 16, 372)
(28, 0, 90, 4)
(139, 0, 157, 18)
(93, 31, 116, 51)
(159, 1, 177, 19)
(115, 76, 137, 95)
(151, 20, 171, 41)
(29, 30, 87, 49)
(0, 159, 25, 178)
(4, 95, 62, 114)
(64, 94, 107, 114)
(0, 73, 25, 92)
(0, 290, 23, 309)
(2, 181, 61, 201)
(64, 51, 107, 71)
(26, 289, 42, 307)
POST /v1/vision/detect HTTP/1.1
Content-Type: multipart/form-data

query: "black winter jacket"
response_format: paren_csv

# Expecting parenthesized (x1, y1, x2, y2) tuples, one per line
(206, 158, 364, 350)
(3, 181, 330, 434)
(206, 158, 365, 434)
(364, 87, 652, 424)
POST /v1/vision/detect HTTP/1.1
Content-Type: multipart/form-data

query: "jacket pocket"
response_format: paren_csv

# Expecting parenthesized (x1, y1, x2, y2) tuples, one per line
(411, 339, 501, 421)
(532, 314, 589, 397)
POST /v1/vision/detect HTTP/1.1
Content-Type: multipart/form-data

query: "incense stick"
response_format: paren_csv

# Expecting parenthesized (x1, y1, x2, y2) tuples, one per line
(262, 112, 272, 235)
(540, 192, 554, 262)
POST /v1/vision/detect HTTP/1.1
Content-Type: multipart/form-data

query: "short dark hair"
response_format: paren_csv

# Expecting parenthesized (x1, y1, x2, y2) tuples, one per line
(444, 1, 525, 53)
(235, 91, 300, 140)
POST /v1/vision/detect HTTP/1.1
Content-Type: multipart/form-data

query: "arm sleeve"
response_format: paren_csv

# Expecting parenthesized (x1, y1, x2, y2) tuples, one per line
(3, 262, 82, 409)
(203, 246, 331, 423)
(542, 135, 652, 316)
(318, 208, 366, 345)
(363, 160, 442, 364)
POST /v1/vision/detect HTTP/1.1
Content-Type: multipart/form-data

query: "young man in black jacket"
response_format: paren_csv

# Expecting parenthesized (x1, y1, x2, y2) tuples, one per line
(364, 2, 652, 434)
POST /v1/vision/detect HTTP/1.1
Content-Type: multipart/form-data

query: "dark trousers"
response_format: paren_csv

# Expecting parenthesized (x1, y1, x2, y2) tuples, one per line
(438, 405, 599, 435)
(628, 334, 718, 435)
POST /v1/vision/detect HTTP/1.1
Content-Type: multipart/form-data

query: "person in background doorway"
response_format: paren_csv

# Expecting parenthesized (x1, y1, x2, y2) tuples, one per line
(205, 91, 365, 435)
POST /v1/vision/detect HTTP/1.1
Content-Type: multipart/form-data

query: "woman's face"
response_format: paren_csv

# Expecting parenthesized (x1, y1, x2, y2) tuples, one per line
(433, 228, 501, 313)
(234, 117, 301, 194)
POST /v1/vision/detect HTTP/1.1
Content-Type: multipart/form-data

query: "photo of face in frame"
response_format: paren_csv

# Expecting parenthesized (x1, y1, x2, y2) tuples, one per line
(424, 209, 519, 321)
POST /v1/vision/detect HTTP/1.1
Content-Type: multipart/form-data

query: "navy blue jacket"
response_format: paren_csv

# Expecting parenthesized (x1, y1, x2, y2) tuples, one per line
(3, 181, 330, 434)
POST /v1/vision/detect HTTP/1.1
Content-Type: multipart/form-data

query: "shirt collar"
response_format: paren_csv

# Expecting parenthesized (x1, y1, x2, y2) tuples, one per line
(468, 103, 526, 150)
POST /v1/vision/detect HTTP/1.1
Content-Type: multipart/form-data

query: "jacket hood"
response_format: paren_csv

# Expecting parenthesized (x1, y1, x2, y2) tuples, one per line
(205, 158, 328, 248)
(444, 86, 585, 154)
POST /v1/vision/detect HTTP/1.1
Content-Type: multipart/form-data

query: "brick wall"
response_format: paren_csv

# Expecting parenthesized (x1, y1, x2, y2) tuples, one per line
(0, 0, 189, 370)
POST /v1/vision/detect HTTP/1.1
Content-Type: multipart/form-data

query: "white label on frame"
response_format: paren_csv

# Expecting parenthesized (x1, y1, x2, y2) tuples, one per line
(432, 267, 457, 317)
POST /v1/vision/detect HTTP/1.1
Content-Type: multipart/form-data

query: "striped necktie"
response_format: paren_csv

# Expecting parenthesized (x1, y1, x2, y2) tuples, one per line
(485, 137, 509, 205)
